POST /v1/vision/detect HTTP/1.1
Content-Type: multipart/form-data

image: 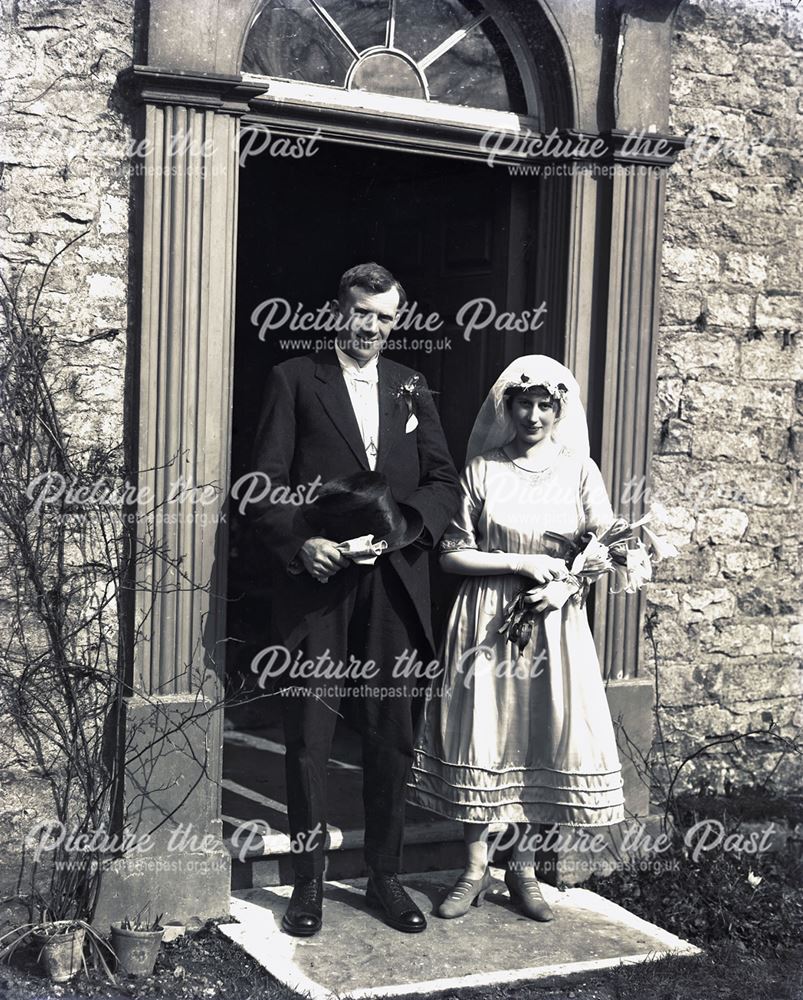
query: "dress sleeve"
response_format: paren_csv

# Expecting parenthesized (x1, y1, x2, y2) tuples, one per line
(580, 456, 615, 536)
(438, 456, 485, 552)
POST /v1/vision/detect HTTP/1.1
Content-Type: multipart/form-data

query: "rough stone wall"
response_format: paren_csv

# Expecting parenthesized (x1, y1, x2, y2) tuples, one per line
(650, 0, 802, 794)
(0, 0, 135, 905)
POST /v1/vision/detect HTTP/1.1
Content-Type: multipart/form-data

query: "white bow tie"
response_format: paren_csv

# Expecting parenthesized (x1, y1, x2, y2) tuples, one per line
(344, 367, 378, 386)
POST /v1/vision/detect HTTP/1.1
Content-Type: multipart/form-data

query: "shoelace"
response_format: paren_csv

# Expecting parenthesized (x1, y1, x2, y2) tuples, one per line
(292, 880, 321, 906)
(373, 875, 412, 905)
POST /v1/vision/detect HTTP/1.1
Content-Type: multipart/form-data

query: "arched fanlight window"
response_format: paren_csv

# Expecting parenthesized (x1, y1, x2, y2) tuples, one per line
(242, 0, 527, 115)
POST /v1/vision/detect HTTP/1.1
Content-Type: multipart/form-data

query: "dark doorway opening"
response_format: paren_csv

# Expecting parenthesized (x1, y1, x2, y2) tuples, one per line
(223, 138, 556, 862)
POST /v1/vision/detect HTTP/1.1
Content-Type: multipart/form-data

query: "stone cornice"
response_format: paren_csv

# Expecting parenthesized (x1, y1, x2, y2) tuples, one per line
(132, 68, 686, 168)
(603, 128, 687, 167)
(133, 65, 267, 113)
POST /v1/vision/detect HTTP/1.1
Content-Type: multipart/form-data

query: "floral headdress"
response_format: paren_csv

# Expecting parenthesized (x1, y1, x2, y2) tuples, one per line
(501, 375, 569, 408)
(466, 355, 589, 463)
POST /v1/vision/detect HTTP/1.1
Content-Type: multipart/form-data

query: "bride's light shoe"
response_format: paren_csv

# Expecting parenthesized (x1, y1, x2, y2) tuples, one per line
(504, 870, 555, 922)
(436, 868, 493, 918)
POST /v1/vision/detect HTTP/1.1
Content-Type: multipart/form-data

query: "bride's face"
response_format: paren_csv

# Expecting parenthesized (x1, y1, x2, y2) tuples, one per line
(510, 389, 558, 445)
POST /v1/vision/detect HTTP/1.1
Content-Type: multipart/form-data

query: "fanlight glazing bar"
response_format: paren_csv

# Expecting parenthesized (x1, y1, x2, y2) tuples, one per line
(385, 0, 397, 48)
(418, 12, 489, 70)
(306, 0, 360, 60)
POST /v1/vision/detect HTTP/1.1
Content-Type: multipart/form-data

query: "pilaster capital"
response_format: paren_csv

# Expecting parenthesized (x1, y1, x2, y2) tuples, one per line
(602, 128, 686, 168)
(133, 66, 266, 114)
(612, 0, 685, 22)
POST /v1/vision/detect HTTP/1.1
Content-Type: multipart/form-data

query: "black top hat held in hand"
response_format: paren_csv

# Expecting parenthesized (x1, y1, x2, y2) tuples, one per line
(303, 471, 423, 552)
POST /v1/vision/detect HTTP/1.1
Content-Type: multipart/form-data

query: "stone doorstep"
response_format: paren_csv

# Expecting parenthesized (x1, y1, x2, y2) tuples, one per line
(228, 820, 473, 890)
(219, 869, 701, 1000)
(226, 817, 670, 890)
(225, 820, 467, 860)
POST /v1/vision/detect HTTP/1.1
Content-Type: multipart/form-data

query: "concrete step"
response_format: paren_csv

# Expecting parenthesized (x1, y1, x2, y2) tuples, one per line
(220, 868, 700, 1000)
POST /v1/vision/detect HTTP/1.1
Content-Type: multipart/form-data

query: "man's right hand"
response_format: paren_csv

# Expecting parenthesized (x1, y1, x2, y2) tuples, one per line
(515, 554, 568, 585)
(299, 537, 350, 582)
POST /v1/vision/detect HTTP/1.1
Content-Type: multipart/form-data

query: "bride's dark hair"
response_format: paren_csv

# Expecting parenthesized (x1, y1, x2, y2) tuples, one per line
(503, 383, 562, 416)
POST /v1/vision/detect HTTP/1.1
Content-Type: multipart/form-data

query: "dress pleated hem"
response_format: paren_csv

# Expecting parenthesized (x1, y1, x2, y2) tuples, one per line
(407, 783, 626, 827)
(408, 753, 625, 827)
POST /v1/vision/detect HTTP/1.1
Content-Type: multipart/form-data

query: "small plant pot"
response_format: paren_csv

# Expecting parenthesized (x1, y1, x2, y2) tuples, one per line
(35, 924, 86, 983)
(110, 923, 164, 977)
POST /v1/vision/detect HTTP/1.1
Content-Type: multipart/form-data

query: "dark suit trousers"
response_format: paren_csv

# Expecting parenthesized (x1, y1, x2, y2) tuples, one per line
(280, 557, 425, 877)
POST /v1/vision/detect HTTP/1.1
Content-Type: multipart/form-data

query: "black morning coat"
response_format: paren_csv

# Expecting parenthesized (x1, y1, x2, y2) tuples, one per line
(249, 352, 461, 657)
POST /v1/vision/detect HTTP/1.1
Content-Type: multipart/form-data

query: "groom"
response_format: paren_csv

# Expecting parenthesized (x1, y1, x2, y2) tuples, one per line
(250, 263, 459, 936)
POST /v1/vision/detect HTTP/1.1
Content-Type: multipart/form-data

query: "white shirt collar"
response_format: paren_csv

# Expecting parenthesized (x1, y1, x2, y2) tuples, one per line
(335, 342, 379, 378)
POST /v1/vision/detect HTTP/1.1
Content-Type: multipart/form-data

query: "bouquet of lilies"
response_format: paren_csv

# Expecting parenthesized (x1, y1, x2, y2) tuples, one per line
(499, 513, 678, 652)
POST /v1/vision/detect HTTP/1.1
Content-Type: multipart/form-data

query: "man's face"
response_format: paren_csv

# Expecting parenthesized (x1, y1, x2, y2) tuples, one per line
(336, 284, 400, 365)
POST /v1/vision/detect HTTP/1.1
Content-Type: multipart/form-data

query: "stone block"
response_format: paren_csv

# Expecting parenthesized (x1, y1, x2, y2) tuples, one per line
(704, 177, 740, 203)
(662, 245, 721, 283)
(718, 211, 798, 247)
(679, 587, 736, 623)
(703, 290, 755, 327)
(222, 872, 700, 994)
(690, 426, 761, 462)
(92, 695, 231, 927)
(698, 621, 774, 656)
(649, 615, 699, 662)
(772, 619, 803, 653)
(685, 380, 792, 432)
(719, 545, 778, 578)
(645, 583, 681, 610)
(728, 465, 793, 507)
(87, 273, 127, 301)
(656, 702, 803, 791)
(695, 507, 749, 544)
(98, 195, 129, 236)
(716, 658, 801, 705)
(654, 377, 685, 418)
(741, 329, 802, 380)
(789, 423, 803, 463)
(737, 580, 798, 618)
(756, 421, 795, 462)
(658, 331, 739, 378)
(674, 37, 739, 79)
(657, 417, 693, 455)
(657, 660, 722, 706)
(723, 251, 769, 285)
(93, 848, 232, 932)
(658, 287, 705, 326)
(651, 544, 720, 585)
(651, 502, 696, 544)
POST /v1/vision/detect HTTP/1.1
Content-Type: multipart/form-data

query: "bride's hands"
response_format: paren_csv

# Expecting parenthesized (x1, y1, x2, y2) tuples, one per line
(523, 579, 574, 612)
(513, 554, 568, 585)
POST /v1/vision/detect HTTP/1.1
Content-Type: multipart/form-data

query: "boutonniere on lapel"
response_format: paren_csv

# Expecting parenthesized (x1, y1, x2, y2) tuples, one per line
(394, 375, 435, 433)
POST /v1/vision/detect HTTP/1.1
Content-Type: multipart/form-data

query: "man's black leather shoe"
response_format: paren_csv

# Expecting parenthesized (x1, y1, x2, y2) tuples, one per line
(365, 872, 427, 933)
(281, 875, 323, 936)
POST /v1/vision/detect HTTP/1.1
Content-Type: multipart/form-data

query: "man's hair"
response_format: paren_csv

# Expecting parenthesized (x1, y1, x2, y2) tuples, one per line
(338, 262, 407, 309)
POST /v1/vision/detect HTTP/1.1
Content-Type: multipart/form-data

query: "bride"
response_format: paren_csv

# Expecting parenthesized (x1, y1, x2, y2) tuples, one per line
(408, 356, 625, 921)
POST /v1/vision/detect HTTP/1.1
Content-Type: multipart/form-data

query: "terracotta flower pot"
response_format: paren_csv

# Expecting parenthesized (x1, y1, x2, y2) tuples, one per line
(110, 922, 164, 977)
(36, 924, 86, 983)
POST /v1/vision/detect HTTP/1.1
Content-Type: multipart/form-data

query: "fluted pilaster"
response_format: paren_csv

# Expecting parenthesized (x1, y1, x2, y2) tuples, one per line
(134, 103, 238, 697)
(594, 159, 669, 680)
